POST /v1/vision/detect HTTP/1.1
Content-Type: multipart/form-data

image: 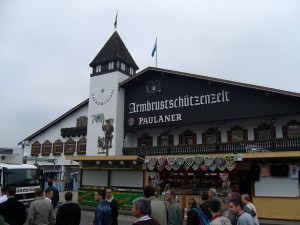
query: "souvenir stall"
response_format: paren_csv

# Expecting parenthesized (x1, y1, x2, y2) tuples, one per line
(244, 151, 300, 220)
(67, 155, 145, 209)
(145, 153, 240, 211)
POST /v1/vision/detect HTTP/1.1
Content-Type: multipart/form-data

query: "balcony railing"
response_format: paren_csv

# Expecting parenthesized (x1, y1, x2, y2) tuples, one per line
(123, 138, 300, 156)
(61, 127, 87, 138)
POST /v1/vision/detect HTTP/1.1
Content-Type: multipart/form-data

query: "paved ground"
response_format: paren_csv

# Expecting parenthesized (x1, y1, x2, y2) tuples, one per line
(59, 191, 300, 225)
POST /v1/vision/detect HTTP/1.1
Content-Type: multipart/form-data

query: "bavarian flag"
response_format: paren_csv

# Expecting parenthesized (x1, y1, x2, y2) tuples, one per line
(151, 38, 157, 57)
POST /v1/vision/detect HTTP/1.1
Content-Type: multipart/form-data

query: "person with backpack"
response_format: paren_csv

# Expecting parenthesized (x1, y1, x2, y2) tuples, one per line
(209, 198, 232, 225)
(187, 198, 210, 225)
(200, 192, 212, 220)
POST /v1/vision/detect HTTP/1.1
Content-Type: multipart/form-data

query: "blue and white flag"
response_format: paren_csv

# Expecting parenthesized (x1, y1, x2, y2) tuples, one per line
(151, 38, 157, 57)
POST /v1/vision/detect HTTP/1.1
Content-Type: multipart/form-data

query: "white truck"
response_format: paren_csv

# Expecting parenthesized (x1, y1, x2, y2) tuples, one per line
(0, 148, 39, 206)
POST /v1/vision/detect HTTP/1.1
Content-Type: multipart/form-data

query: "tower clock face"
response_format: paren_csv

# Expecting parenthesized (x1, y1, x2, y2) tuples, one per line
(91, 88, 115, 105)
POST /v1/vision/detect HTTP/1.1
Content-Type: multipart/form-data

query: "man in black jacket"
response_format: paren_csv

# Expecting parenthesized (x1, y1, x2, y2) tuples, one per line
(0, 186, 26, 225)
(56, 192, 81, 225)
(48, 181, 59, 209)
(106, 187, 118, 225)
(200, 192, 212, 220)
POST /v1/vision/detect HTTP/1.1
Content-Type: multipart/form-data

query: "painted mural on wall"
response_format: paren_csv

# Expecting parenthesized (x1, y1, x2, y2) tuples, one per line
(78, 188, 143, 209)
(91, 113, 114, 154)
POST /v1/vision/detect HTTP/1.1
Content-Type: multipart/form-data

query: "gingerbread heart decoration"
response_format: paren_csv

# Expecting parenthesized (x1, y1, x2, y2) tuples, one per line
(156, 164, 165, 172)
(226, 162, 237, 171)
(149, 158, 157, 167)
(209, 164, 218, 171)
(225, 155, 235, 165)
(192, 164, 199, 171)
(185, 156, 194, 166)
(158, 157, 167, 166)
(204, 156, 214, 166)
(218, 164, 227, 171)
(172, 162, 181, 170)
(176, 157, 185, 166)
(194, 156, 204, 166)
(182, 163, 190, 171)
(165, 164, 172, 171)
(215, 157, 225, 166)
(149, 172, 156, 179)
(200, 164, 208, 171)
(148, 163, 155, 171)
(167, 156, 176, 165)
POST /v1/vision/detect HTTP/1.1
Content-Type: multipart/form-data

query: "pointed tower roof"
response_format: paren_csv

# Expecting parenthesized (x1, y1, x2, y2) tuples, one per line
(89, 31, 139, 70)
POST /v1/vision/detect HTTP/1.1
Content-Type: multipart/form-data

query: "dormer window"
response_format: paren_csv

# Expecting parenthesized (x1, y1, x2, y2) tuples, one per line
(96, 65, 101, 73)
(108, 62, 114, 70)
(130, 67, 134, 75)
(121, 63, 125, 71)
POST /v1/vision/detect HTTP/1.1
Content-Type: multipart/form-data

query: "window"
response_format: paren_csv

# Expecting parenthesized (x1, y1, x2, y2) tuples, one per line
(108, 62, 114, 70)
(77, 137, 86, 155)
(53, 139, 63, 155)
(64, 138, 76, 155)
(31, 141, 41, 156)
(138, 133, 153, 147)
(76, 116, 88, 127)
(42, 140, 52, 156)
(130, 67, 134, 75)
(96, 65, 101, 73)
(254, 123, 275, 141)
(179, 130, 196, 145)
(202, 128, 221, 144)
(227, 125, 248, 142)
(121, 63, 125, 71)
(283, 120, 300, 139)
(157, 132, 174, 146)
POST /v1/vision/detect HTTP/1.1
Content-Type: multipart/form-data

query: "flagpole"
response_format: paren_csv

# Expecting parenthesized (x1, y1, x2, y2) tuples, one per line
(156, 37, 157, 68)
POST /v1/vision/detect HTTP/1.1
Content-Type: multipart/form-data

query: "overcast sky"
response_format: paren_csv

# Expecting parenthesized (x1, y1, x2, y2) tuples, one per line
(1, 0, 300, 148)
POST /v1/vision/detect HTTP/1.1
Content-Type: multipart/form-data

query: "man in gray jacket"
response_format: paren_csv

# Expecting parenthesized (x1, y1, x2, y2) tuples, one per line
(27, 188, 55, 225)
(166, 189, 182, 225)
(144, 185, 167, 225)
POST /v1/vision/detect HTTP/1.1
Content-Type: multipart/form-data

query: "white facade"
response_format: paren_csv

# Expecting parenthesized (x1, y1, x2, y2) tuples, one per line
(87, 71, 128, 156)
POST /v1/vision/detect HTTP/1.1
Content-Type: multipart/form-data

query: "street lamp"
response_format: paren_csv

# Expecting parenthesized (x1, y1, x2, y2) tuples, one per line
(21, 140, 29, 163)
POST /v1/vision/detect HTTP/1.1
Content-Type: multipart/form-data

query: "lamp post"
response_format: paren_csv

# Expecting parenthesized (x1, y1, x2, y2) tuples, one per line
(53, 158, 58, 171)
(21, 140, 29, 163)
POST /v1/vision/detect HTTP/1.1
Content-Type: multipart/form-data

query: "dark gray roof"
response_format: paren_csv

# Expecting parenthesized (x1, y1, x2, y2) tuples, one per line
(120, 67, 300, 98)
(89, 31, 139, 70)
(20, 67, 300, 146)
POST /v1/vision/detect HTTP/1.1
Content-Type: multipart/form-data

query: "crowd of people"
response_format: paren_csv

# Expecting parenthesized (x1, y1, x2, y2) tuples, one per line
(129, 186, 260, 225)
(0, 181, 82, 225)
(0, 183, 259, 225)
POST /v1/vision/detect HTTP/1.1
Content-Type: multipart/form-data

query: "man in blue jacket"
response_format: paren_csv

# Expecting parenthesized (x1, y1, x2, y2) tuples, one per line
(91, 190, 112, 225)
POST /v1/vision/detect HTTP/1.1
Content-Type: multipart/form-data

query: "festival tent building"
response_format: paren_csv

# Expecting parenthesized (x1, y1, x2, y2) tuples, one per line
(20, 31, 300, 220)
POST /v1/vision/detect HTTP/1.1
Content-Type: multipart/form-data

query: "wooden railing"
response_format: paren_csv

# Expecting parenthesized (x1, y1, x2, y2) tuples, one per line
(123, 139, 300, 156)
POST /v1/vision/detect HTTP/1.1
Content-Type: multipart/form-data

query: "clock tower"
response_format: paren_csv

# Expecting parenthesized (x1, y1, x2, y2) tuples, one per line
(86, 31, 139, 156)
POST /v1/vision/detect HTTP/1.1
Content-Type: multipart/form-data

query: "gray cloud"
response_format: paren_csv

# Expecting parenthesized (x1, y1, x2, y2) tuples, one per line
(1, 0, 300, 147)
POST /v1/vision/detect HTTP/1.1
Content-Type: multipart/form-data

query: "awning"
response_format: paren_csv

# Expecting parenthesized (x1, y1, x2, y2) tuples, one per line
(66, 155, 144, 162)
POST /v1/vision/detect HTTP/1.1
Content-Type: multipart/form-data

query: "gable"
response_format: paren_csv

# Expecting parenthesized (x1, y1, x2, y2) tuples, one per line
(123, 69, 300, 129)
